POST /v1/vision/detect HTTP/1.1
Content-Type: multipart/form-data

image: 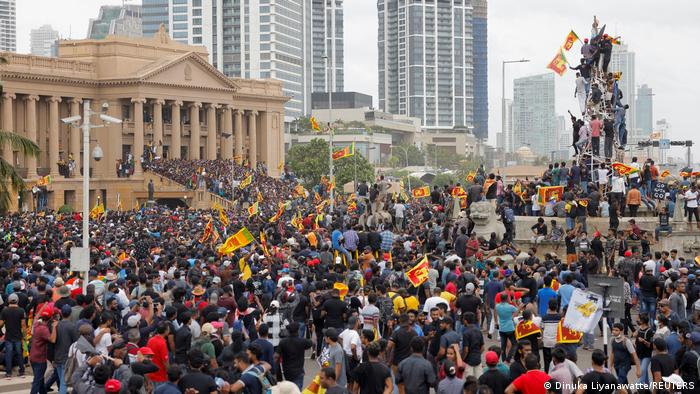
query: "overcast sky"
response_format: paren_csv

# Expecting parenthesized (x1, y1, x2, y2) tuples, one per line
(17, 0, 700, 158)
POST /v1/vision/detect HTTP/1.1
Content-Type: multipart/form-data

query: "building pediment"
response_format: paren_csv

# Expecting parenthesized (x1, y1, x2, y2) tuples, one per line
(133, 52, 240, 91)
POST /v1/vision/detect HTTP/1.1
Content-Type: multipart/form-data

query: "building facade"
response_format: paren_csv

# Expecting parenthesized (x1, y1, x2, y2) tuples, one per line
(0, 32, 287, 212)
(87, 4, 143, 40)
(0, 0, 15, 52)
(635, 83, 653, 135)
(512, 73, 555, 156)
(151, 0, 343, 122)
(610, 44, 636, 136)
(472, 0, 487, 140)
(30, 25, 59, 57)
(378, 0, 474, 131)
(142, 0, 170, 37)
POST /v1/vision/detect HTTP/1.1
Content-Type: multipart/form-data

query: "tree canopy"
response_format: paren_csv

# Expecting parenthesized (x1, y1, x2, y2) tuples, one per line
(286, 138, 374, 188)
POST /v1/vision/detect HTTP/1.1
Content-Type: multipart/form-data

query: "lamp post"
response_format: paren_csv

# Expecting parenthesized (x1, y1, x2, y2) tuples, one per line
(502, 59, 529, 152)
(63, 100, 122, 294)
(322, 54, 335, 211)
(391, 145, 411, 191)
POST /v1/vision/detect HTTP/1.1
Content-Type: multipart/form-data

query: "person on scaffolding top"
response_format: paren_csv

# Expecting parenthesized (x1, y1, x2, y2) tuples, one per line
(600, 34, 613, 74)
(570, 58, 592, 80)
(581, 38, 597, 62)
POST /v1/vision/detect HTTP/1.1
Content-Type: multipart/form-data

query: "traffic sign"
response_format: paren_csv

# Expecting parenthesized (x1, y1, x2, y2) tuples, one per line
(658, 139, 670, 150)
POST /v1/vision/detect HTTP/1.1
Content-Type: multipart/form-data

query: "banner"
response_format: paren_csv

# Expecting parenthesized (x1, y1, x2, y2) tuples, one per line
(562, 288, 604, 334)
(412, 186, 430, 198)
(537, 185, 564, 205)
(405, 256, 430, 287)
(611, 162, 639, 176)
(239, 174, 253, 189)
(547, 48, 568, 76)
(217, 227, 255, 255)
(562, 30, 579, 51)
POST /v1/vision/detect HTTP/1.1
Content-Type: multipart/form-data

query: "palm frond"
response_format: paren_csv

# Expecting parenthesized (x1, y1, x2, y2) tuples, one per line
(0, 131, 40, 157)
(0, 157, 23, 212)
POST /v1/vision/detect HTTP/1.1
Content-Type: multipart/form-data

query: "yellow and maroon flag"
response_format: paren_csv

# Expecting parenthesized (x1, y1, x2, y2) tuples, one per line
(515, 320, 542, 340)
(660, 170, 671, 178)
(199, 219, 214, 243)
(217, 227, 255, 255)
(412, 186, 430, 199)
(239, 174, 253, 189)
(269, 203, 286, 223)
(483, 179, 496, 194)
(562, 30, 580, 51)
(556, 320, 583, 344)
(611, 162, 639, 176)
(451, 186, 467, 198)
(218, 208, 230, 227)
(537, 185, 564, 205)
(466, 171, 476, 183)
(547, 48, 568, 76)
(327, 177, 336, 193)
(310, 116, 321, 132)
(247, 202, 259, 217)
(260, 231, 271, 256)
(406, 256, 430, 287)
(332, 143, 355, 161)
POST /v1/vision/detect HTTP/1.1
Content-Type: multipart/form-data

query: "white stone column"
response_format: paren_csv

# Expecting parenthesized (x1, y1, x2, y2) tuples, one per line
(24, 95, 39, 179)
(132, 98, 146, 175)
(69, 98, 82, 161)
(153, 99, 165, 157)
(222, 105, 233, 159)
(234, 109, 243, 162)
(170, 101, 182, 159)
(2, 92, 15, 162)
(189, 102, 202, 160)
(247, 110, 258, 167)
(48, 96, 62, 176)
(206, 104, 218, 160)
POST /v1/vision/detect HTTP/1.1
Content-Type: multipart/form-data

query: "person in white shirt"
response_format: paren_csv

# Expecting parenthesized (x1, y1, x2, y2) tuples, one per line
(684, 184, 700, 230)
(628, 157, 641, 187)
(93, 312, 114, 357)
(597, 164, 609, 193)
(575, 73, 587, 115)
(339, 316, 363, 364)
(423, 287, 449, 320)
(394, 202, 406, 230)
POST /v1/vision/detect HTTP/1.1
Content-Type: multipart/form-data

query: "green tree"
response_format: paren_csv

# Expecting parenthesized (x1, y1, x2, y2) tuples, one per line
(0, 131, 40, 212)
(286, 138, 374, 188)
(291, 116, 312, 134)
(431, 173, 458, 187)
(390, 144, 425, 167)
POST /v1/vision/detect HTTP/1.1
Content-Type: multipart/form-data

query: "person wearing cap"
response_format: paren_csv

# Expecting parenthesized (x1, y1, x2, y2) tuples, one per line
(0, 292, 26, 378)
(104, 379, 122, 394)
(677, 332, 700, 384)
(437, 358, 465, 394)
(29, 306, 59, 394)
(478, 350, 510, 394)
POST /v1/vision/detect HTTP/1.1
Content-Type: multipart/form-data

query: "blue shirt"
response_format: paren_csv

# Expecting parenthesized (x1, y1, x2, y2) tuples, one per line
(380, 230, 394, 251)
(495, 303, 517, 332)
(537, 287, 557, 317)
(343, 230, 359, 251)
(154, 382, 181, 394)
(666, 332, 682, 356)
(331, 230, 343, 250)
(558, 284, 575, 310)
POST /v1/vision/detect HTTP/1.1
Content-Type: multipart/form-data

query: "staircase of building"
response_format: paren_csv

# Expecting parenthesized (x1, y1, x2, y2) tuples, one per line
(141, 171, 234, 210)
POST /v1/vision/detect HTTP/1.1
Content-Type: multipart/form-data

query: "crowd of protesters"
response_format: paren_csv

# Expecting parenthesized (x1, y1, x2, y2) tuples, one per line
(1, 153, 700, 394)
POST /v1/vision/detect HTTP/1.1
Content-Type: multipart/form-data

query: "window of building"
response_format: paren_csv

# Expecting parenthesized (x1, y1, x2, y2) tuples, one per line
(173, 14, 187, 21)
(193, 37, 202, 44)
(173, 0, 187, 4)
(173, 23, 188, 30)
(173, 31, 188, 39)
(193, 9, 202, 16)
(193, 27, 202, 34)
(193, 0, 202, 6)
(173, 6, 187, 13)
(193, 18, 202, 25)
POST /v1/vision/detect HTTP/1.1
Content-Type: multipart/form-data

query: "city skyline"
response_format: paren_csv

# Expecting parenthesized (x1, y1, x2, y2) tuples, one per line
(12, 0, 700, 157)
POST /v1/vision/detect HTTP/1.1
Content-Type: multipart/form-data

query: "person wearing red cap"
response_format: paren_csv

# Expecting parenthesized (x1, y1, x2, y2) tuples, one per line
(105, 379, 122, 394)
(479, 350, 510, 394)
(29, 307, 58, 394)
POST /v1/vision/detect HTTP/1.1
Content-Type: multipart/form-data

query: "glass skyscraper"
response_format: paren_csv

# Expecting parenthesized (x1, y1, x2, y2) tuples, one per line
(142, 0, 170, 37)
(378, 0, 474, 130)
(512, 73, 556, 156)
(472, 0, 487, 139)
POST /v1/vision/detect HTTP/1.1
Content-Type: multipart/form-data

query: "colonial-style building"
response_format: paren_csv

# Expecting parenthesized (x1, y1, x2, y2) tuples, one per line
(0, 27, 288, 211)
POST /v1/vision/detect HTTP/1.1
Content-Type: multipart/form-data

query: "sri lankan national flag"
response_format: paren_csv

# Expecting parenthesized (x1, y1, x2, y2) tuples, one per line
(556, 320, 582, 344)
(348, 200, 357, 213)
(611, 162, 639, 176)
(257, 191, 263, 203)
(466, 171, 476, 183)
(327, 177, 336, 193)
(547, 47, 568, 76)
(260, 231, 271, 256)
(269, 203, 286, 223)
(515, 320, 542, 340)
(310, 116, 321, 132)
(247, 202, 259, 217)
(537, 185, 564, 205)
(314, 191, 322, 204)
(239, 174, 253, 189)
(611, 36, 622, 45)
(199, 219, 214, 243)
(483, 179, 496, 194)
(412, 186, 430, 199)
(217, 227, 255, 255)
(90, 202, 105, 219)
(406, 256, 430, 287)
(660, 170, 670, 178)
(219, 208, 230, 227)
(451, 186, 467, 198)
(562, 30, 579, 51)
(332, 143, 355, 160)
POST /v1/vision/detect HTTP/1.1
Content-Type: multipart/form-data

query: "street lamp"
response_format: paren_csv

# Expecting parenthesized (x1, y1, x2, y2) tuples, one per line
(391, 145, 411, 191)
(502, 59, 529, 152)
(322, 54, 335, 211)
(62, 100, 122, 294)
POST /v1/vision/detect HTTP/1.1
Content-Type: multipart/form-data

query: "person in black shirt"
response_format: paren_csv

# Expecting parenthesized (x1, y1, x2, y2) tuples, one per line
(650, 338, 676, 384)
(456, 283, 482, 324)
(508, 340, 532, 381)
(387, 314, 417, 371)
(633, 313, 654, 385)
(174, 311, 193, 365)
(277, 322, 312, 390)
(350, 342, 392, 394)
(0, 293, 26, 377)
(655, 206, 673, 241)
(178, 349, 218, 394)
(576, 350, 619, 394)
(461, 312, 484, 377)
(321, 289, 348, 330)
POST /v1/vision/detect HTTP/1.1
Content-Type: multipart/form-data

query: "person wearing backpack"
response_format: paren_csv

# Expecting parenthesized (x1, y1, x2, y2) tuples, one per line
(231, 344, 274, 394)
